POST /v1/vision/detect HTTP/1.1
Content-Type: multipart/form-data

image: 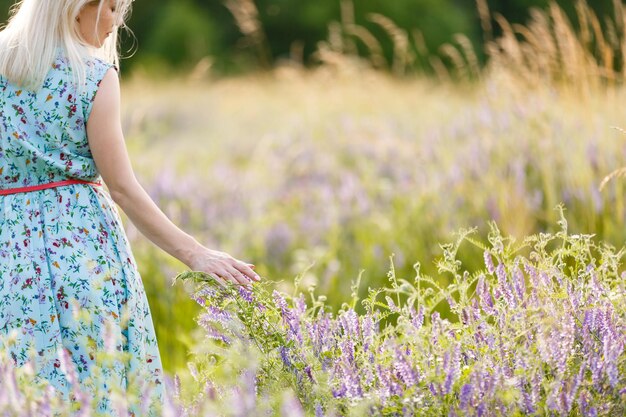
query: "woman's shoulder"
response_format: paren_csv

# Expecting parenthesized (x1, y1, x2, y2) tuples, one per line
(81, 56, 118, 80)
(85, 56, 117, 73)
(53, 48, 118, 76)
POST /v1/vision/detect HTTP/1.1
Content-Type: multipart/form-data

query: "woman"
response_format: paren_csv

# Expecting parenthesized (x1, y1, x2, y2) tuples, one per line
(0, 0, 260, 414)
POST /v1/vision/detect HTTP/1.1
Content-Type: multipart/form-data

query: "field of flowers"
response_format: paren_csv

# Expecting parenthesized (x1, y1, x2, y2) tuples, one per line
(2, 217, 625, 415)
(123, 51, 626, 375)
(1, 1, 626, 415)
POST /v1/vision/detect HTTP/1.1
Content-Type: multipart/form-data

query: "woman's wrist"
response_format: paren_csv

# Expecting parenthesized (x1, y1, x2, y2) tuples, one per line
(176, 235, 206, 269)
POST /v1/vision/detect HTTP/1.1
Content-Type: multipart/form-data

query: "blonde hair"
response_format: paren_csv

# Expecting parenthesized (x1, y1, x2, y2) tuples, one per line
(0, 0, 133, 91)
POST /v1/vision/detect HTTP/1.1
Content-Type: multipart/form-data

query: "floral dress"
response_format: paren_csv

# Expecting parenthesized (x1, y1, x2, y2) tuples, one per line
(0, 48, 165, 415)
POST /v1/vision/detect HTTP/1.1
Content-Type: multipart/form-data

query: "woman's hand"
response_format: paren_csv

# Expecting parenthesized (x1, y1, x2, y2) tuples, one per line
(186, 246, 260, 287)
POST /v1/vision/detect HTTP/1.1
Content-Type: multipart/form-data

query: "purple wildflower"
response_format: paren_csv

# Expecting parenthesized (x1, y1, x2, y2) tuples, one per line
(199, 320, 231, 344)
(446, 294, 457, 310)
(443, 343, 461, 395)
(308, 320, 326, 357)
(279, 347, 292, 369)
(581, 309, 596, 351)
(578, 390, 596, 417)
(191, 293, 209, 307)
(476, 401, 487, 417)
(459, 384, 473, 411)
(340, 339, 355, 364)
(202, 306, 232, 326)
(341, 362, 363, 399)
(495, 263, 516, 307)
(524, 262, 540, 305)
(470, 298, 482, 322)
(386, 296, 400, 313)
(484, 250, 495, 273)
(430, 311, 442, 346)
(539, 271, 552, 290)
(428, 382, 442, 397)
(238, 286, 255, 303)
(304, 365, 315, 383)
(567, 281, 582, 311)
(204, 380, 217, 401)
(512, 265, 526, 303)
(315, 402, 324, 417)
(340, 309, 359, 339)
(460, 306, 471, 325)
(331, 384, 346, 399)
(273, 290, 303, 343)
(476, 368, 496, 399)
(517, 379, 534, 414)
(362, 360, 376, 387)
(410, 305, 425, 330)
(476, 275, 496, 315)
(361, 314, 377, 351)
(376, 364, 401, 399)
(562, 364, 586, 413)
(235, 369, 258, 415)
(193, 285, 220, 304)
(314, 314, 333, 359)
(273, 290, 289, 313)
(588, 342, 604, 388)
(393, 347, 418, 387)
(599, 307, 623, 387)
(293, 294, 307, 317)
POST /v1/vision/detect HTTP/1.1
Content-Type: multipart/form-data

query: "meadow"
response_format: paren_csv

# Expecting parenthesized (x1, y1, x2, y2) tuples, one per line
(1, 1, 626, 415)
(124, 47, 626, 376)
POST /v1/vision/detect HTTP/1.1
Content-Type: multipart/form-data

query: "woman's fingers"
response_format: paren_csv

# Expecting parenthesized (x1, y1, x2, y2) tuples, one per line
(223, 265, 252, 287)
(200, 252, 259, 287)
(229, 267, 248, 286)
(217, 263, 247, 285)
(210, 272, 228, 289)
(233, 261, 260, 282)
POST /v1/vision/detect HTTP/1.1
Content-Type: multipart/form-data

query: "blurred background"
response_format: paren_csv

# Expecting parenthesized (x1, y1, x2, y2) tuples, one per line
(3, 0, 626, 376)
(0, 0, 618, 75)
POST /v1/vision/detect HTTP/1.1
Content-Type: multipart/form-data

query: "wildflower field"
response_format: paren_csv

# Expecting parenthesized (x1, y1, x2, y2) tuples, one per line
(2, 1, 626, 415)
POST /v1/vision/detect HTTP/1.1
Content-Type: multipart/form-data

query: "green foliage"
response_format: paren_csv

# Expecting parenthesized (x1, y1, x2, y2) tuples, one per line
(139, 1, 218, 70)
(0, 0, 618, 74)
(137, 245, 202, 374)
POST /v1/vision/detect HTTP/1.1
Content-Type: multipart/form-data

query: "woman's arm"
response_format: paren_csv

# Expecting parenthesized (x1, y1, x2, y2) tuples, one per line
(86, 68, 259, 286)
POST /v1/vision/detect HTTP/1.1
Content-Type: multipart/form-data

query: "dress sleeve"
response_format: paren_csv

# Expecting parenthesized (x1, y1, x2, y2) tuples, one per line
(82, 58, 117, 123)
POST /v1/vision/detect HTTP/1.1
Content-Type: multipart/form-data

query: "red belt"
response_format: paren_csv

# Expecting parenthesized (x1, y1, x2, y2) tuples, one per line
(0, 179, 102, 196)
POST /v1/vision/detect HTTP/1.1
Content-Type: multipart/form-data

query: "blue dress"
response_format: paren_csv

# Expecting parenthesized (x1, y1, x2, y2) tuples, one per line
(0, 48, 165, 415)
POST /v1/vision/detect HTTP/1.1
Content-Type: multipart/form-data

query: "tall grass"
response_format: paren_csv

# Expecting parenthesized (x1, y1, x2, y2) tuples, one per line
(304, 0, 626, 89)
(481, 1, 626, 94)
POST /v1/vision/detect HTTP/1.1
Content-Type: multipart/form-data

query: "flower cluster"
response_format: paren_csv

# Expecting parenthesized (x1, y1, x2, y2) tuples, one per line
(173, 216, 626, 416)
